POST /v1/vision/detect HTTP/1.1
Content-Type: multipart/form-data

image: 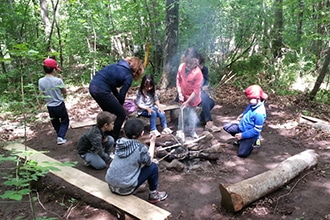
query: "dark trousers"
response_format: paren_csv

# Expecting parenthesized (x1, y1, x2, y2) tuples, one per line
(89, 84, 126, 140)
(223, 122, 257, 158)
(136, 162, 159, 191)
(200, 91, 215, 123)
(47, 102, 69, 139)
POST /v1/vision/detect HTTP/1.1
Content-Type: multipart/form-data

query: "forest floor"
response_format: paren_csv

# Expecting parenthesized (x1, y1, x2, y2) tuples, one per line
(1, 85, 330, 220)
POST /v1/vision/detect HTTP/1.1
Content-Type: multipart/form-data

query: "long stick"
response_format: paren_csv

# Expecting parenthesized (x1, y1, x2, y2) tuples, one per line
(180, 106, 185, 142)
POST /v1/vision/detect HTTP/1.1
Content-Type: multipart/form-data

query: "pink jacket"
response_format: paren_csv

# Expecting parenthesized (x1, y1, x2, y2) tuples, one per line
(176, 63, 203, 107)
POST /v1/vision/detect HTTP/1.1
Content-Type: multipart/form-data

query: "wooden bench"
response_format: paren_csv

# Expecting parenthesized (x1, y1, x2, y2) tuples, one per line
(70, 103, 180, 129)
(4, 143, 171, 220)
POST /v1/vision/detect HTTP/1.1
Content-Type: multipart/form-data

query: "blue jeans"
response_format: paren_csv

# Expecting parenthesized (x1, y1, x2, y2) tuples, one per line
(47, 102, 69, 139)
(200, 91, 215, 123)
(89, 84, 126, 140)
(82, 135, 115, 170)
(223, 122, 257, 158)
(135, 162, 159, 191)
(139, 106, 168, 131)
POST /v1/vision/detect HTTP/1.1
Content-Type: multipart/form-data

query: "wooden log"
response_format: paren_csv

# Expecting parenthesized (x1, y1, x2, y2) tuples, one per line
(299, 115, 330, 132)
(219, 149, 318, 212)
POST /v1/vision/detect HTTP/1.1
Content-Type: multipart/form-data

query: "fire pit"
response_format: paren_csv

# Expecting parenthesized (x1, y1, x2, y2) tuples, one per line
(154, 130, 224, 172)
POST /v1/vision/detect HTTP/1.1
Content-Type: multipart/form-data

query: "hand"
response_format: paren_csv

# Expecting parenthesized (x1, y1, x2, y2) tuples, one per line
(202, 85, 209, 91)
(158, 107, 164, 113)
(235, 133, 242, 140)
(181, 101, 188, 109)
(57, 74, 63, 79)
(178, 94, 184, 102)
(149, 133, 156, 144)
(147, 107, 154, 115)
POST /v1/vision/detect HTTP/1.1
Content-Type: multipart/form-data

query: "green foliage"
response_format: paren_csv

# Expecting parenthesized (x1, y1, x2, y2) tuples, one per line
(0, 150, 76, 201)
(314, 89, 330, 105)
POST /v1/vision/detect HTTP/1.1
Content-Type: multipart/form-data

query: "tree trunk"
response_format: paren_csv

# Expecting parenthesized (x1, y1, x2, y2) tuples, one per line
(160, 0, 179, 89)
(39, 0, 51, 37)
(219, 149, 318, 212)
(272, 0, 284, 58)
(296, 0, 304, 42)
(310, 45, 330, 100)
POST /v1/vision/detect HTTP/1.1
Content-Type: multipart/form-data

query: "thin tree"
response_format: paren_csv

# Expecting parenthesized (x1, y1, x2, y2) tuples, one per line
(310, 45, 330, 100)
(160, 0, 179, 89)
(272, 0, 284, 59)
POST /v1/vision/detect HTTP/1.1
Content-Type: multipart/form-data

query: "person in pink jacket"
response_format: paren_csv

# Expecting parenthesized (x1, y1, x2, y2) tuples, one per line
(176, 48, 203, 140)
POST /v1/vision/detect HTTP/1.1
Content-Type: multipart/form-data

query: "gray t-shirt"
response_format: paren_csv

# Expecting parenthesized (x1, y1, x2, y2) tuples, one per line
(38, 75, 65, 107)
(135, 90, 159, 114)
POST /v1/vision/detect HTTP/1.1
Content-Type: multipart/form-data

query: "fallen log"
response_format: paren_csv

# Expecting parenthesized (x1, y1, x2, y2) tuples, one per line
(219, 149, 318, 212)
(299, 114, 330, 132)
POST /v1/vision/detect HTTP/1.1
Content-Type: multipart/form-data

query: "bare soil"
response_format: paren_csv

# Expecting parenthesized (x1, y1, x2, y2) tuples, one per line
(1, 85, 330, 220)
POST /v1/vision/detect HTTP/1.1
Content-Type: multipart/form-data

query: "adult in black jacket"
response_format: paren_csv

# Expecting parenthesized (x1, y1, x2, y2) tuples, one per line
(89, 57, 144, 139)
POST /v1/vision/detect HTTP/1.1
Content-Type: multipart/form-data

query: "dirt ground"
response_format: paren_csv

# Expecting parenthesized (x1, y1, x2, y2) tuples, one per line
(1, 85, 330, 220)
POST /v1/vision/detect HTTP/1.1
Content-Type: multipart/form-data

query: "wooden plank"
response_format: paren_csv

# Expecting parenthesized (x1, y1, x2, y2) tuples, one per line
(70, 120, 95, 129)
(4, 143, 171, 220)
(70, 104, 180, 129)
(161, 104, 180, 111)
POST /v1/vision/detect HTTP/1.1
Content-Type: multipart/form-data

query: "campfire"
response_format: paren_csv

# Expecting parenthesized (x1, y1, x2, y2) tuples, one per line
(154, 130, 224, 172)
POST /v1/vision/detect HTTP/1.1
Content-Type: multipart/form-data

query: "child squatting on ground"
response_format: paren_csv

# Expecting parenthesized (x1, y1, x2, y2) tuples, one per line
(135, 74, 173, 137)
(77, 111, 115, 170)
(38, 58, 70, 145)
(105, 118, 168, 203)
(223, 85, 268, 158)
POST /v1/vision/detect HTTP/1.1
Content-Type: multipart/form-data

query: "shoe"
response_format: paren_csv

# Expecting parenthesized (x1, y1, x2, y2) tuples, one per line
(162, 127, 173, 134)
(189, 132, 199, 139)
(150, 130, 161, 137)
(233, 140, 240, 146)
(57, 137, 67, 145)
(176, 130, 185, 142)
(148, 191, 168, 203)
(83, 161, 90, 167)
(253, 138, 261, 149)
(205, 121, 221, 133)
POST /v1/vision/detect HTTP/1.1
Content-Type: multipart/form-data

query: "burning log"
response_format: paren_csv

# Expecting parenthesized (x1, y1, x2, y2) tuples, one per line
(219, 149, 318, 212)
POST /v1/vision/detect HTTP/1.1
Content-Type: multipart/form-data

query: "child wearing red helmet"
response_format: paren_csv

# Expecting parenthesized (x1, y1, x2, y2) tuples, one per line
(223, 85, 268, 157)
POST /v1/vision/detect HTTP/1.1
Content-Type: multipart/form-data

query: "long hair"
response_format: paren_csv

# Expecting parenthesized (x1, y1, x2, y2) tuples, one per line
(138, 74, 156, 98)
(124, 57, 144, 81)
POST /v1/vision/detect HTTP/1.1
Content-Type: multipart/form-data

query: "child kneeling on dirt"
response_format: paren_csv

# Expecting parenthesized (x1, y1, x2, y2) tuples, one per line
(105, 118, 168, 203)
(223, 85, 268, 158)
(77, 111, 115, 170)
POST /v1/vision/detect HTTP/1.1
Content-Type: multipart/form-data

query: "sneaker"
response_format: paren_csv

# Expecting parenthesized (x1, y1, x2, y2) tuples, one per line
(150, 130, 161, 137)
(83, 161, 90, 167)
(205, 121, 221, 133)
(57, 137, 67, 145)
(253, 139, 261, 149)
(233, 140, 240, 146)
(162, 127, 173, 134)
(148, 191, 168, 203)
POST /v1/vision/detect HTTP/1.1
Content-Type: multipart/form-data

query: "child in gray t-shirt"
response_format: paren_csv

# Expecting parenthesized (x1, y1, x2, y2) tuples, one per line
(38, 58, 69, 145)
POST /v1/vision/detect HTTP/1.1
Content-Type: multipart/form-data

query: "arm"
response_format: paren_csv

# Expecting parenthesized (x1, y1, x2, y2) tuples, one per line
(148, 133, 156, 160)
(135, 91, 155, 115)
(176, 64, 184, 102)
(118, 75, 133, 105)
(89, 132, 111, 162)
(241, 113, 265, 139)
